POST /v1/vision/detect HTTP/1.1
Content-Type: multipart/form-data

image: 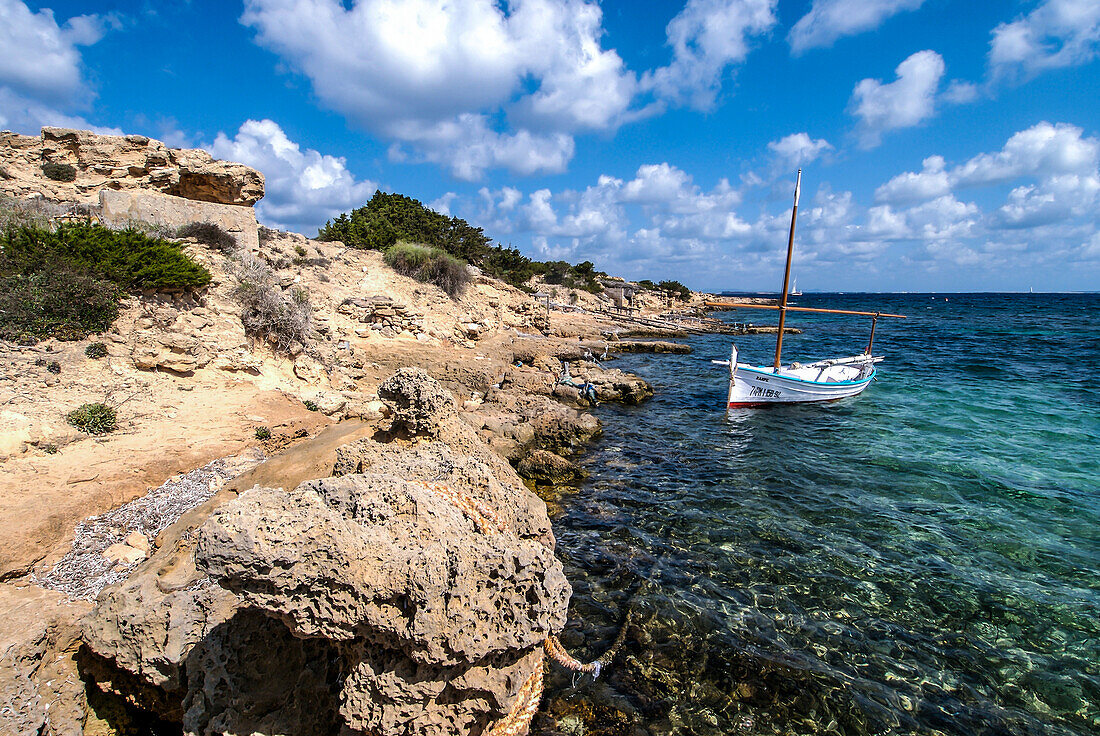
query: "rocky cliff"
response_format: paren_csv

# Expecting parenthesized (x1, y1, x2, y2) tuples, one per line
(0, 127, 669, 736)
(0, 127, 263, 206)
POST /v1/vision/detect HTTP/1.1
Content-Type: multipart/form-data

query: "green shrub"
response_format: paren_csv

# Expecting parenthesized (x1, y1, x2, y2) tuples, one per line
(303, 399, 320, 412)
(254, 426, 272, 440)
(294, 244, 307, 256)
(1, 223, 211, 291)
(47, 361, 61, 374)
(42, 444, 59, 454)
(66, 402, 116, 434)
(0, 223, 209, 343)
(0, 265, 120, 343)
(384, 242, 470, 297)
(177, 221, 236, 252)
(85, 342, 108, 359)
(319, 190, 609, 290)
(41, 162, 76, 182)
(658, 280, 692, 301)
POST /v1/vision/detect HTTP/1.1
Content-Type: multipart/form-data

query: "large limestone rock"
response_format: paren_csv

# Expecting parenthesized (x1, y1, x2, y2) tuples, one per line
(81, 369, 569, 736)
(0, 127, 263, 206)
(378, 366, 458, 438)
(130, 330, 213, 374)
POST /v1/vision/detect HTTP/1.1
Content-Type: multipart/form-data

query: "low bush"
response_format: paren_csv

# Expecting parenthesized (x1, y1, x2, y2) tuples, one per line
(658, 280, 692, 301)
(177, 221, 236, 252)
(0, 265, 120, 343)
(258, 225, 280, 244)
(254, 426, 272, 440)
(41, 162, 77, 182)
(85, 342, 108, 359)
(0, 223, 209, 343)
(47, 361, 61, 374)
(2, 223, 211, 291)
(229, 251, 312, 354)
(66, 402, 116, 434)
(303, 399, 320, 412)
(1, 196, 75, 230)
(384, 241, 470, 297)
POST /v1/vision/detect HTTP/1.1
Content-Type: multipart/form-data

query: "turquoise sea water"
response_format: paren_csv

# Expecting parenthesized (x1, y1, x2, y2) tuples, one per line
(541, 294, 1099, 736)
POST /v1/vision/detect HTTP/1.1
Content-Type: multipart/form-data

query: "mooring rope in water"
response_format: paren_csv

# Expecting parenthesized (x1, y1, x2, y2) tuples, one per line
(415, 479, 627, 734)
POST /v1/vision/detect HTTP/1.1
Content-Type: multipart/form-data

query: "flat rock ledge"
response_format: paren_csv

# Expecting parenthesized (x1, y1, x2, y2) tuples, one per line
(79, 369, 570, 735)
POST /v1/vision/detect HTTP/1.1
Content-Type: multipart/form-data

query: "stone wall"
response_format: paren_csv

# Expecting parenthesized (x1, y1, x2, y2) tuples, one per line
(338, 295, 426, 338)
(98, 189, 259, 251)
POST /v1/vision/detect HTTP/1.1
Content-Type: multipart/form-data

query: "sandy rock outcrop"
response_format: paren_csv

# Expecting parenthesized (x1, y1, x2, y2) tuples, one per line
(80, 369, 568, 735)
(130, 330, 212, 374)
(0, 127, 263, 206)
(0, 586, 89, 736)
(377, 367, 458, 437)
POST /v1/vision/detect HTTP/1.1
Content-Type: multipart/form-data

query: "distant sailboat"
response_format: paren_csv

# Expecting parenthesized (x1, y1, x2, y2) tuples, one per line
(790, 278, 802, 296)
(706, 170, 907, 408)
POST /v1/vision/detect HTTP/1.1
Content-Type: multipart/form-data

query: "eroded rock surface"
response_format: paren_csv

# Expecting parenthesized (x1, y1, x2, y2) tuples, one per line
(80, 369, 569, 735)
(0, 127, 263, 206)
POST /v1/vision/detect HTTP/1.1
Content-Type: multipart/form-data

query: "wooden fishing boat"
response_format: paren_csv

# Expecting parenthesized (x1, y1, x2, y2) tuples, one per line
(708, 170, 906, 408)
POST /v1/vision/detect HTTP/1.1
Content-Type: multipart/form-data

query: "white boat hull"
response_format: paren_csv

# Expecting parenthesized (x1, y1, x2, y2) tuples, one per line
(719, 346, 879, 408)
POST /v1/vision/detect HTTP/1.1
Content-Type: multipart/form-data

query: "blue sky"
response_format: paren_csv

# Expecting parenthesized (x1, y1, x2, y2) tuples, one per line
(3, 0, 1099, 292)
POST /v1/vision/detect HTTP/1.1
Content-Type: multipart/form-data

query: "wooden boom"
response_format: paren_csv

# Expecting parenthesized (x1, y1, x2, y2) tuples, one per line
(704, 302, 908, 319)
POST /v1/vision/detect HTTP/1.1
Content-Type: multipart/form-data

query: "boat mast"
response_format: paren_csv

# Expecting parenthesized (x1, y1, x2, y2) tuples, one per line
(773, 170, 801, 369)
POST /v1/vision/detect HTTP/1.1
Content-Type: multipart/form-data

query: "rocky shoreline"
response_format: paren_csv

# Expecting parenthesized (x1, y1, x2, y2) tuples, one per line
(0, 128, 704, 735)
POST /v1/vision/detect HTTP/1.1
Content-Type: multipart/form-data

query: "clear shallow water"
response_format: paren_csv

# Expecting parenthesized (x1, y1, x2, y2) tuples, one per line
(541, 294, 1099, 736)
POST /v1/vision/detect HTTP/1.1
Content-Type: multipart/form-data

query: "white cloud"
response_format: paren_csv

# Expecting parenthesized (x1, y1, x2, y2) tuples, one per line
(875, 155, 951, 203)
(387, 115, 575, 181)
(942, 79, 979, 104)
(989, 0, 1100, 81)
(208, 119, 378, 234)
(953, 121, 1099, 186)
(866, 195, 978, 241)
(0, 0, 114, 133)
(642, 0, 777, 110)
(849, 50, 945, 148)
(0, 0, 106, 102)
(0, 88, 121, 135)
(871, 121, 1100, 249)
(788, 0, 925, 55)
(241, 0, 637, 178)
(993, 173, 1100, 229)
(767, 133, 834, 167)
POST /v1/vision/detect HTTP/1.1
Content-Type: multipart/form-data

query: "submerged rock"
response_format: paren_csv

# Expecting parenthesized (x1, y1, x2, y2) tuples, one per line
(518, 450, 587, 485)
